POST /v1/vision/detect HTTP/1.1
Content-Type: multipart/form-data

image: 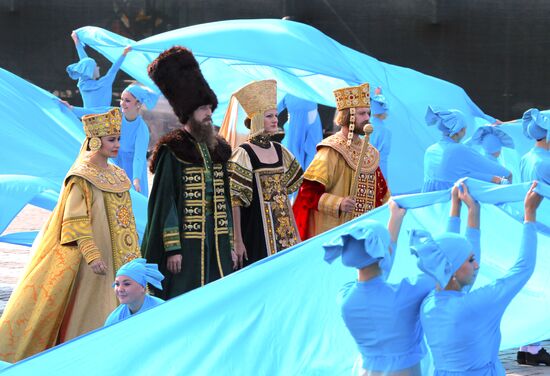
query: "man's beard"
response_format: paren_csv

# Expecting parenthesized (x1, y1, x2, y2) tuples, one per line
(188, 115, 217, 149)
(352, 120, 369, 135)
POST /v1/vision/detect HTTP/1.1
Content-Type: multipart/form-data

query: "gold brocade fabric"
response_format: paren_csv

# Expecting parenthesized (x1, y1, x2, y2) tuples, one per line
(303, 131, 389, 237)
(0, 163, 139, 363)
(67, 161, 131, 193)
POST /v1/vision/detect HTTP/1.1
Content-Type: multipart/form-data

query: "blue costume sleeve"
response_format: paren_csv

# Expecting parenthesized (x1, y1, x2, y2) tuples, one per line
(132, 118, 150, 185)
(465, 226, 481, 264)
(446, 216, 460, 234)
(463, 222, 536, 318)
(452, 145, 511, 182)
(101, 53, 126, 86)
(75, 42, 88, 60)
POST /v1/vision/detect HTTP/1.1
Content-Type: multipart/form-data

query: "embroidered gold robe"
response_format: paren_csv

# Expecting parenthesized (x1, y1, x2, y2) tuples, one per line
(0, 161, 140, 362)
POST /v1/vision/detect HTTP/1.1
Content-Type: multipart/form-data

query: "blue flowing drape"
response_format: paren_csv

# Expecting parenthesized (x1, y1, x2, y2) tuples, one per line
(1, 179, 549, 375)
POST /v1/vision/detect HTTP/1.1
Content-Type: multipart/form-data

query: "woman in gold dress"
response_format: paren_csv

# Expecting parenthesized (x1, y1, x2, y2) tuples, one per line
(0, 108, 141, 363)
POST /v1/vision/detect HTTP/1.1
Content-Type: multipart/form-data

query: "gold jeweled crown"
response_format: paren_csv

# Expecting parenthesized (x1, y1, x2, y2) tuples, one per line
(333, 83, 370, 111)
(82, 108, 122, 138)
(234, 79, 277, 118)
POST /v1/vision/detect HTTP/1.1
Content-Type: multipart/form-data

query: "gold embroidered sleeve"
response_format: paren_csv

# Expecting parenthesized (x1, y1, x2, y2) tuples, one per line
(303, 147, 336, 188)
(281, 145, 304, 194)
(227, 147, 253, 207)
(77, 238, 101, 264)
(318, 193, 343, 218)
(61, 177, 93, 245)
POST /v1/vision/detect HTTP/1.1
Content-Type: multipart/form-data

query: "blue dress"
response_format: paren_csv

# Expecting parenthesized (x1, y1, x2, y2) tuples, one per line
(114, 114, 150, 196)
(420, 223, 537, 375)
(370, 116, 392, 180)
(339, 238, 437, 373)
(74, 42, 126, 108)
(520, 146, 550, 184)
(104, 294, 164, 326)
(422, 136, 511, 192)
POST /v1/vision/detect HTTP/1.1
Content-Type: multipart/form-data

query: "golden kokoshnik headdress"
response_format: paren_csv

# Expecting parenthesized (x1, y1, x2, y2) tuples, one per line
(234, 79, 277, 139)
(81, 108, 122, 151)
(333, 83, 370, 145)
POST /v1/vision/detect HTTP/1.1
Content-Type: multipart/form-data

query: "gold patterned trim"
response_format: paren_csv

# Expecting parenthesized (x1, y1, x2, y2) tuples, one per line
(317, 131, 380, 173)
(227, 160, 254, 207)
(61, 216, 93, 244)
(318, 193, 343, 218)
(77, 237, 101, 264)
(67, 161, 131, 193)
(163, 228, 181, 251)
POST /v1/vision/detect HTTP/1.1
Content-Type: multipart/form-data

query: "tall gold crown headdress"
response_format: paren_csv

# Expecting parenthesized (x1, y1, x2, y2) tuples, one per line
(333, 83, 370, 145)
(234, 79, 277, 138)
(81, 108, 122, 151)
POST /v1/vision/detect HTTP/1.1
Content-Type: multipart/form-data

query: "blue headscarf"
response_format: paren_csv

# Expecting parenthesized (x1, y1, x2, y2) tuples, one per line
(116, 258, 164, 290)
(465, 125, 514, 154)
(522, 108, 550, 142)
(323, 220, 392, 273)
(371, 94, 389, 115)
(425, 106, 467, 137)
(66, 57, 97, 80)
(409, 229, 472, 288)
(124, 84, 160, 110)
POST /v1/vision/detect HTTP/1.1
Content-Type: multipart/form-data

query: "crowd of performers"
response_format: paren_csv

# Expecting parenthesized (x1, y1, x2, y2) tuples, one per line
(0, 35, 549, 375)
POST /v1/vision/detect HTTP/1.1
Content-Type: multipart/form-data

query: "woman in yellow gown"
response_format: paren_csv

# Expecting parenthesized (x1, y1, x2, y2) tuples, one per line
(0, 108, 141, 363)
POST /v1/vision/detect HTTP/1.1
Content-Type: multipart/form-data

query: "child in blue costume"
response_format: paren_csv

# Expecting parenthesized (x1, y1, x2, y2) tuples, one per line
(113, 84, 159, 196)
(105, 258, 165, 326)
(412, 181, 543, 375)
(323, 200, 434, 376)
(465, 125, 515, 163)
(516, 108, 550, 365)
(422, 106, 512, 192)
(66, 31, 131, 108)
(369, 87, 391, 181)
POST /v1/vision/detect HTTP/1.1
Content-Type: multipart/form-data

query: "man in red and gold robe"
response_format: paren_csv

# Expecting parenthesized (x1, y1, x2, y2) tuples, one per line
(293, 83, 390, 240)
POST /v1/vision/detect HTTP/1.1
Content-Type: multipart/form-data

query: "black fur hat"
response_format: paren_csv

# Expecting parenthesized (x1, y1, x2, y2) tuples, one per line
(147, 46, 218, 124)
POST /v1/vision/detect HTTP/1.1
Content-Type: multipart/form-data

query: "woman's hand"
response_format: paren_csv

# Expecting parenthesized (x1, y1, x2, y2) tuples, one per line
(59, 99, 73, 110)
(457, 181, 479, 209)
(71, 31, 79, 44)
(388, 199, 406, 219)
(89, 259, 107, 275)
(233, 241, 248, 270)
(167, 254, 182, 274)
(133, 179, 141, 193)
(123, 46, 132, 56)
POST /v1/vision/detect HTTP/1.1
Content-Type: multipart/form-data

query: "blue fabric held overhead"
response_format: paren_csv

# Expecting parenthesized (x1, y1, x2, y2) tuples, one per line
(0, 67, 147, 244)
(2, 179, 549, 375)
(74, 19, 498, 194)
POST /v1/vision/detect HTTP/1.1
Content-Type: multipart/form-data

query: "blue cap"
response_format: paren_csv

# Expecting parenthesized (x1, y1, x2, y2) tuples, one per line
(522, 108, 550, 142)
(125, 84, 160, 110)
(465, 125, 514, 154)
(425, 106, 467, 137)
(116, 258, 164, 290)
(371, 94, 388, 115)
(409, 229, 472, 288)
(66, 57, 97, 80)
(323, 220, 392, 272)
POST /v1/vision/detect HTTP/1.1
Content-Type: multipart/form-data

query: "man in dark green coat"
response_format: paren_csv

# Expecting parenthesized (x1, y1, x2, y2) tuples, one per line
(141, 46, 234, 299)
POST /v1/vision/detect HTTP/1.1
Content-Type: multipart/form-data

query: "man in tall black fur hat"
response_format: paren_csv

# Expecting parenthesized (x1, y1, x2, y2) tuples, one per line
(141, 46, 234, 299)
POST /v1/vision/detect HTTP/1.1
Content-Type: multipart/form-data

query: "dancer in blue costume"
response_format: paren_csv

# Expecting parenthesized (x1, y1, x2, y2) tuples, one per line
(323, 199, 437, 376)
(520, 108, 550, 185)
(369, 87, 391, 180)
(412, 181, 543, 375)
(113, 84, 159, 196)
(465, 125, 514, 163)
(66, 31, 131, 108)
(516, 108, 550, 366)
(277, 93, 323, 170)
(422, 106, 512, 192)
(105, 258, 164, 326)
